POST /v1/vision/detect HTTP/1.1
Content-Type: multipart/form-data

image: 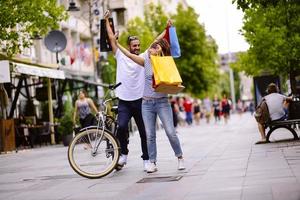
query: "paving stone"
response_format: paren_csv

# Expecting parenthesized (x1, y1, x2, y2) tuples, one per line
(0, 114, 299, 200)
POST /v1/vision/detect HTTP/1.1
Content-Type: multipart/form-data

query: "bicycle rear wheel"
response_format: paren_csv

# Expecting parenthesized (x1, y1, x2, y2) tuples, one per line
(68, 128, 120, 179)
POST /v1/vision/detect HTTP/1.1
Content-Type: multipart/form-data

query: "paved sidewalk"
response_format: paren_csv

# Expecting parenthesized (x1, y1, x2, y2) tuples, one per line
(0, 113, 300, 200)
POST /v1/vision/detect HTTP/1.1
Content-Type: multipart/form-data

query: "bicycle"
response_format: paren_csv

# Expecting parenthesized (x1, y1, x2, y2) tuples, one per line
(68, 82, 121, 179)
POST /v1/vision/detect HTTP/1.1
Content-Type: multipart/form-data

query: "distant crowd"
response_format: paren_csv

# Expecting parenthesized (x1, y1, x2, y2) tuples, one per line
(169, 94, 255, 127)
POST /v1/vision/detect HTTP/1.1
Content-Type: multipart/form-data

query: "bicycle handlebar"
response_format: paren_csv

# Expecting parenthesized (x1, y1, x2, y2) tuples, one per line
(108, 82, 122, 90)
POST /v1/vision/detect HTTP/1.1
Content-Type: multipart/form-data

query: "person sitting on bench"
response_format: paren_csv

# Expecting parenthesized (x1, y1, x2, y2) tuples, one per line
(256, 83, 293, 144)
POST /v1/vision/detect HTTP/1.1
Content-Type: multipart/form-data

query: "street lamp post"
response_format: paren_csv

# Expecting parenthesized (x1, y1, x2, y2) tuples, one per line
(87, 0, 98, 82)
(225, 2, 236, 111)
(228, 54, 236, 111)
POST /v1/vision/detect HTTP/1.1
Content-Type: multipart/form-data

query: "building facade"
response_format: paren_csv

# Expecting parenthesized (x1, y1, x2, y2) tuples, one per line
(219, 52, 253, 101)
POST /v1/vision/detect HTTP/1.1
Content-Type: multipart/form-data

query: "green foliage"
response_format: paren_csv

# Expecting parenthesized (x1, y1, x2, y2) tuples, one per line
(210, 72, 230, 98)
(233, 70, 241, 100)
(233, 0, 300, 77)
(101, 54, 116, 84)
(233, 0, 298, 11)
(118, 17, 154, 52)
(41, 101, 49, 121)
(172, 5, 219, 96)
(0, 0, 68, 57)
(58, 92, 73, 136)
(144, 3, 169, 35)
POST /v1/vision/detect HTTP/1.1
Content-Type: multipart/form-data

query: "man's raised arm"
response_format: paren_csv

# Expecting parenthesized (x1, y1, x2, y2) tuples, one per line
(104, 10, 117, 54)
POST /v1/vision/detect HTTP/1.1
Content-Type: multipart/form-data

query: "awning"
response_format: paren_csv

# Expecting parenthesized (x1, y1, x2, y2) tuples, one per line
(14, 63, 65, 79)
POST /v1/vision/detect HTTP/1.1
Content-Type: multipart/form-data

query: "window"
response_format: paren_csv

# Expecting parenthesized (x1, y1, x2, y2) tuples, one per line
(115, 9, 125, 26)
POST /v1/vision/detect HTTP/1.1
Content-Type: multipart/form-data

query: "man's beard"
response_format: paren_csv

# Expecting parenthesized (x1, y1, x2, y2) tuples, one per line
(130, 49, 139, 55)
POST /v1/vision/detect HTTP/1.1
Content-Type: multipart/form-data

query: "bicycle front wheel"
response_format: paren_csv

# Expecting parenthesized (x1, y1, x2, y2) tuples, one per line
(68, 128, 120, 179)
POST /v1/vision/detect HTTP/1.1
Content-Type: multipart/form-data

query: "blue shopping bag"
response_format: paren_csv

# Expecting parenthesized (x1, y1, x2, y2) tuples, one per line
(169, 26, 181, 58)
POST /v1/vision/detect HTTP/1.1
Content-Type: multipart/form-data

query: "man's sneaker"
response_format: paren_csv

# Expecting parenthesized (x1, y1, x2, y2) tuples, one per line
(178, 158, 185, 170)
(146, 162, 157, 173)
(118, 154, 128, 166)
(143, 160, 150, 172)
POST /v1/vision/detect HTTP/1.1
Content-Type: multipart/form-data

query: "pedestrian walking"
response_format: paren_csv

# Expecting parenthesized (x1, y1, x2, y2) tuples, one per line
(221, 94, 231, 124)
(73, 90, 98, 128)
(236, 99, 244, 116)
(193, 99, 201, 125)
(183, 96, 193, 125)
(108, 18, 185, 173)
(104, 10, 149, 171)
(212, 95, 221, 123)
(177, 96, 186, 127)
(203, 95, 212, 124)
(249, 101, 255, 115)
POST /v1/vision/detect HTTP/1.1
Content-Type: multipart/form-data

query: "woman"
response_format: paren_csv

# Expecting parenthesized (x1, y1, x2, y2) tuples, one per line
(116, 38, 185, 173)
(221, 94, 231, 124)
(73, 90, 98, 129)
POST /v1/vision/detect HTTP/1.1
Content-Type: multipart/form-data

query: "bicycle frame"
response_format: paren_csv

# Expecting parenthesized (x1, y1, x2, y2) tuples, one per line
(77, 83, 121, 155)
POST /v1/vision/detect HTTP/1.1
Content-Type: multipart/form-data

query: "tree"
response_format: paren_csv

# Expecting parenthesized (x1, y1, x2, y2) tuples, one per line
(172, 5, 219, 95)
(118, 17, 154, 52)
(144, 3, 169, 35)
(0, 0, 67, 57)
(233, 0, 300, 93)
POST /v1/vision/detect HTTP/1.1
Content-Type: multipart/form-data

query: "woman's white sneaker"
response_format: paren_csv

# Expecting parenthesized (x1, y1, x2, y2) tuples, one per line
(143, 160, 150, 172)
(146, 162, 157, 173)
(178, 158, 185, 170)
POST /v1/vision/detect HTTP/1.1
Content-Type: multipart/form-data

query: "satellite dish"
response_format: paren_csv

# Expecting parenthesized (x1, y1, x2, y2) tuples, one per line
(44, 30, 67, 53)
(44, 30, 67, 64)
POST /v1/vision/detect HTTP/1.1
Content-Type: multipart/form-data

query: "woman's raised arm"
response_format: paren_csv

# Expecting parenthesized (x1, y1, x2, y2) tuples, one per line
(117, 42, 145, 66)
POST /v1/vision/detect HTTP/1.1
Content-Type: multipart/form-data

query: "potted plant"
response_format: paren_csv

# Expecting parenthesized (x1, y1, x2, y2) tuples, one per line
(58, 92, 74, 146)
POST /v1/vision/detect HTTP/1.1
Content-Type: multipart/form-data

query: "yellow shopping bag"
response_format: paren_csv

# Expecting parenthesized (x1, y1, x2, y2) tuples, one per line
(150, 55, 184, 94)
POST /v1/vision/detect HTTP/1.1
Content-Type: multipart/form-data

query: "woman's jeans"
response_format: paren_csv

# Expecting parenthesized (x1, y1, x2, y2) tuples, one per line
(142, 97, 183, 163)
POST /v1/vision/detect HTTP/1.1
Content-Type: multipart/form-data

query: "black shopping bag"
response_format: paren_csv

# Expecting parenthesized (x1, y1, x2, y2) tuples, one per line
(100, 18, 115, 52)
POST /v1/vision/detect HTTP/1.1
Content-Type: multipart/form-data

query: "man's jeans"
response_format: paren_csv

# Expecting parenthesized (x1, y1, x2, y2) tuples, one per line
(185, 111, 193, 125)
(117, 99, 149, 160)
(142, 97, 183, 163)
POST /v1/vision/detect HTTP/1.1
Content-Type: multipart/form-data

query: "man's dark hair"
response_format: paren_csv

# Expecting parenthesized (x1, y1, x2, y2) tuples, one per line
(267, 83, 278, 94)
(127, 35, 139, 45)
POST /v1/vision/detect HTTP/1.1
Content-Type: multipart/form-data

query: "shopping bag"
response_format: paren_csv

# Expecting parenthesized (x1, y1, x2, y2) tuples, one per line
(154, 83, 185, 94)
(151, 55, 182, 85)
(163, 25, 170, 44)
(151, 55, 184, 94)
(169, 26, 181, 58)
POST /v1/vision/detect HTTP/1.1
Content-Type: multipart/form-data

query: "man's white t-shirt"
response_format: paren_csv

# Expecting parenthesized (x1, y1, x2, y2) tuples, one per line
(114, 48, 145, 101)
(264, 93, 286, 120)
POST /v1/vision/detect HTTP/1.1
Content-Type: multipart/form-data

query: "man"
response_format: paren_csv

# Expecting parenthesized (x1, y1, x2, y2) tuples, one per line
(104, 10, 149, 170)
(183, 96, 193, 125)
(256, 83, 292, 144)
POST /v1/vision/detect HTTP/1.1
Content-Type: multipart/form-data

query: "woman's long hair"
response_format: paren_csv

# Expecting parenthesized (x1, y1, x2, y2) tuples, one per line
(150, 38, 171, 56)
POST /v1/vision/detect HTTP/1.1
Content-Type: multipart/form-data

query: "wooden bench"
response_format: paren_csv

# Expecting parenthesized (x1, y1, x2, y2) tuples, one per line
(266, 119, 300, 142)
